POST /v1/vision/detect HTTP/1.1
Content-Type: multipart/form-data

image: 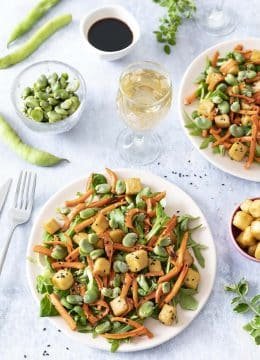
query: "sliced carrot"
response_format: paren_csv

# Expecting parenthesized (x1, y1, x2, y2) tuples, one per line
(61, 214, 70, 231)
(105, 168, 118, 193)
(212, 130, 231, 147)
(110, 317, 153, 338)
(125, 208, 145, 229)
(158, 263, 182, 284)
(101, 232, 113, 265)
(94, 299, 110, 320)
(82, 303, 98, 325)
(65, 189, 93, 207)
(229, 93, 255, 103)
(74, 215, 97, 233)
(147, 236, 158, 247)
(121, 273, 133, 298)
(44, 240, 67, 247)
(157, 215, 177, 241)
(121, 298, 134, 316)
(49, 294, 77, 331)
(68, 203, 86, 222)
(145, 198, 154, 217)
(211, 50, 219, 67)
(52, 261, 85, 270)
(234, 44, 243, 51)
(33, 245, 52, 257)
(176, 231, 189, 265)
(94, 274, 103, 291)
(102, 327, 147, 339)
(132, 278, 139, 308)
(113, 243, 153, 253)
(245, 115, 258, 169)
(155, 284, 163, 304)
(79, 284, 86, 296)
(86, 196, 124, 209)
(184, 91, 197, 105)
(100, 200, 127, 215)
(144, 271, 164, 277)
(162, 264, 189, 305)
(65, 247, 80, 262)
(86, 255, 94, 270)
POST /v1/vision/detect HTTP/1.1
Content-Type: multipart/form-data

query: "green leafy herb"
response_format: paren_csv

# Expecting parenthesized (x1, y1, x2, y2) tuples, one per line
(200, 135, 214, 149)
(40, 294, 58, 317)
(175, 288, 198, 310)
(153, 0, 196, 54)
(147, 202, 170, 240)
(225, 278, 260, 346)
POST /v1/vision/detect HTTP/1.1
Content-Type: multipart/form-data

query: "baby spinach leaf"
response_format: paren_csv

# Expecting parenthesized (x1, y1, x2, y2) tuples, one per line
(40, 294, 58, 317)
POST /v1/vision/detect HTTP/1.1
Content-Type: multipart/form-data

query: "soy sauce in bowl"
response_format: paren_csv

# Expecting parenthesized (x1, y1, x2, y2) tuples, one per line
(88, 18, 133, 52)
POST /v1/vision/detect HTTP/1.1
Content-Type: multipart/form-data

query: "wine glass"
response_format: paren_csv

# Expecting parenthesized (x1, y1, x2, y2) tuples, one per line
(116, 61, 172, 165)
(196, 0, 238, 36)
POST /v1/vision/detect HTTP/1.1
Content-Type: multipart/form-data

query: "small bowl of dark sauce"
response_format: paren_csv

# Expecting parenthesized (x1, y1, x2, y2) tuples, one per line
(80, 5, 140, 61)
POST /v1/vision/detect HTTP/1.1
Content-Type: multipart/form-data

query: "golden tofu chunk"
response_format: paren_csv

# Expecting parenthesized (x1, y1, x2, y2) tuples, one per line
(198, 99, 214, 117)
(125, 178, 142, 195)
(220, 59, 239, 74)
(254, 243, 260, 259)
(44, 218, 61, 234)
(96, 238, 104, 249)
(249, 199, 260, 218)
(148, 258, 162, 273)
(110, 296, 128, 316)
(228, 142, 248, 162)
(93, 257, 110, 277)
(125, 250, 148, 272)
(73, 232, 88, 245)
(233, 211, 253, 231)
(91, 213, 109, 235)
(236, 226, 256, 247)
(240, 199, 253, 213)
(109, 229, 125, 243)
(158, 304, 176, 326)
(251, 220, 260, 240)
(214, 114, 230, 128)
(52, 269, 74, 290)
(250, 50, 260, 64)
(248, 244, 257, 257)
(206, 72, 224, 91)
(183, 268, 200, 290)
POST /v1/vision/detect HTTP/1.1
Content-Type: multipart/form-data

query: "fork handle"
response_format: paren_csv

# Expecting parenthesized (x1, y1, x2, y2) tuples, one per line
(0, 225, 16, 276)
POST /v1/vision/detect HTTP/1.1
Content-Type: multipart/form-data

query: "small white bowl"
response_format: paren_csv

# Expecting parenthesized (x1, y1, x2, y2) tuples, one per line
(80, 5, 140, 61)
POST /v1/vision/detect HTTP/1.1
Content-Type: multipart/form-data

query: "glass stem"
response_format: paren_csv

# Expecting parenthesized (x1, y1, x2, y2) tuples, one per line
(215, 0, 224, 11)
(133, 133, 145, 147)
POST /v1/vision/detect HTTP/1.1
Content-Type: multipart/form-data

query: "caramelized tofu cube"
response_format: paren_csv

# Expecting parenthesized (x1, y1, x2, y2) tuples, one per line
(125, 250, 148, 272)
(110, 296, 128, 316)
(158, 304, 176, 326)
(125, 178, 142, 195)
(183, 268, 200, 290)
(44, 218, 61, 234)
(91, 213, 109, 235)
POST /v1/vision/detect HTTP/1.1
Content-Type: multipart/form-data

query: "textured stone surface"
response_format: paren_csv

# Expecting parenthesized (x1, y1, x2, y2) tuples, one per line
(0, 0, 259, 359)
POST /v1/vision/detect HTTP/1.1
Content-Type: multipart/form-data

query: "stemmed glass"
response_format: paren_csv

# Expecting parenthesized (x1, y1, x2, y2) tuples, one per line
(116, 61, 172, 165)
(196, 0, 238, 36)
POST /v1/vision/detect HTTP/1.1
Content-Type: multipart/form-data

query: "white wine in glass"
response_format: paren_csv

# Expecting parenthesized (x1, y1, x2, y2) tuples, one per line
(116, 61, 172, 165)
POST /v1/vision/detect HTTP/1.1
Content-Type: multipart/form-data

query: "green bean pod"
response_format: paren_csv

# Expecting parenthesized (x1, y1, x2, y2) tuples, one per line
(0, 14, 72, 69)
(7, 0, 61, 46)
(0, 114, 66, 166)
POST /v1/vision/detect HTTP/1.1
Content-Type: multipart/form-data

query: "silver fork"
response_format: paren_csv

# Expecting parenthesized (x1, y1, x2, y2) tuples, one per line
(0, 170, 37, 275)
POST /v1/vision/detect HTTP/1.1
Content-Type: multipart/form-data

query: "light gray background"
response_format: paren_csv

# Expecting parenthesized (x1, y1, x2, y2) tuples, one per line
(0, 0, 259, 359)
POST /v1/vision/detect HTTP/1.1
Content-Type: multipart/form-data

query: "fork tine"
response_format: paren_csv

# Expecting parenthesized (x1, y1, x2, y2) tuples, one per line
(19, 171, 28, 209)
(23, 171, 32, 210)
(14, 171, 23, 207)
(26, 173, 37, 211)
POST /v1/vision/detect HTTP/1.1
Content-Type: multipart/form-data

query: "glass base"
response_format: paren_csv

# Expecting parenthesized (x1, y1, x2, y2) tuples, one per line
(196, 7, 237, 36)
(116, 129, 162, 165)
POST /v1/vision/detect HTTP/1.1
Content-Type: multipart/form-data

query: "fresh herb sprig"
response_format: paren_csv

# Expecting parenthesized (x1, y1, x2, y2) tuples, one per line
(225, 278, 260, 346)
(153, 0, 196, 54)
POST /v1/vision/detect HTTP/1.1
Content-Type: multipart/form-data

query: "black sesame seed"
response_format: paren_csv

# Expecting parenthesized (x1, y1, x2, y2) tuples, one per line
(43, 328, 46, 331)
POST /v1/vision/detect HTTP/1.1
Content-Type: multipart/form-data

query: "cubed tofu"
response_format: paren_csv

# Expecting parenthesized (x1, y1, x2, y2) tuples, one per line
(220, 59, 239, 75)
(183, 268, 200, 290)
(254, 243, 260, 259)
(233, 211, 253, 231)
(206, 72, 224, 91)
(228, 142, 248, 162)
(176, 249, 194, 266)
(44, 218, 61, 234)
(240, 199, 253, 213)
(73, 232, 88, 245)
(214, 114, 230, 128)
(251, 220, 260, 240)
(158, 304, 176, 326)
(125, 178, 142, 195)
(93, 257, 110, 277)
(91, 213, 109, 235)
(198, 99, 214, 117)
(109, 229, 125, 243)
(236, 226, 256, 247)
(250, 50, 260, 64)
(125, 250, 148, 272)
(249, 199, 260, 218)
(96, 238, 104, 249)
(110, 296, 128, 316)
(148, 258, 162, 273)
(248, 244, 257, 257)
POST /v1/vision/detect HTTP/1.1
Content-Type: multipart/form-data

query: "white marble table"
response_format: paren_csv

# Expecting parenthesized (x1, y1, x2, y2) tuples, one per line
(0, 0, 259, 359)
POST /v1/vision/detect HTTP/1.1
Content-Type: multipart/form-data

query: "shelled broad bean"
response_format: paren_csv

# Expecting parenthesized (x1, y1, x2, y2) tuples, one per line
(22, 72, 80, 123)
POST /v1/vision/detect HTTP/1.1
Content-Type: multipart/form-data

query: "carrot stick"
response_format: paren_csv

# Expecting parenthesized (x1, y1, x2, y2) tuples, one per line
(158, 263, 182, 284)
(113, 243, 153, 253)
(94, 299, 110, 319)
(234, 44, 243, 51)
(144, 271, 164, 277)
(110, 317, 153, 338)
(82, 303, 98, 325)
(100, 200, 127, 215)
(65, 247, 80, 262)
(157, 215, 177, 241)
(105, 168, 118, 193)
(211, 50, 219, 67)
(61, 214, 70, 231)
(145, 198, 154, 217)
(245, 115, 258, 169)
(138, 291, 156, 306)
(184, 91, 197, 105)
(147, 236, 158, 247)
(86, 256, 94, 270)
(162, 264, 189, 304)
(155, 284, 163, 304)
(68, 203, 86, 222)
(86, 196, 125, 209)
(176, 231, 189, 265)
(65, 189, 93, 207)
(102, 327, 147, 339)
(74, 215, 97, 233)
(33, 245, 52, 257)
(121, 298, 134, 316)
(132, 278, 139, 308)
(125, 208, 145, 229)
(52, 261, 85, 270)
(44, 240, 67, 247)
(79, 284, 86, 296)
(49, 294, 77, 331)
(212, 130, 231, 147)
(121, 273, 133, 298)
(229, 93, 255, 103)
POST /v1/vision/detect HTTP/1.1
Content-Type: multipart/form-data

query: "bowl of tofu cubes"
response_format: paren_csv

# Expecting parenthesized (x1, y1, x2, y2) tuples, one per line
(230, 198, 260, 262)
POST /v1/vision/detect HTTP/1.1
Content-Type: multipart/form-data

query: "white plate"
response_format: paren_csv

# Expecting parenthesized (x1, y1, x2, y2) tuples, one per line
(178, 38, 260, 182)
(26, 169, 216, 352)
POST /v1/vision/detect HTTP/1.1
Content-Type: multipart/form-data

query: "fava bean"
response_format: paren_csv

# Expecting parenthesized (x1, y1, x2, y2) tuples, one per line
(246, 70, 257, 79)
(95, 321, 111, 334)
(138, 301, 154, 319)
(237, 71, 247, 82)
(157, 237, 171, 247)
(255, 144, 260, 157)
(225, 74, 237, 85)
(88, 233, 99, 245)
(95, 183, 111, 194)
(122, 233, 138, 247)
(218, 101, 230, 114)
(113, 260, 128, 273)
(153, 245, 168, 257)
(137, 275, 149, 292)
(194, 117, 212, 130)
(161, 282, 170, 294)
(79, 238, 94, 255)
(230, 101, 240, 113)
(115, 179, 126, 195)
(66, 294, 83, 305)
(89, 249, 104, 260)
(30, 107, 44, 122)
(229, 124, 244, 138)
(60, 297, 73, 309)
(51, 244, 68, 260)
(216, 83, 227, 92)
(233, 52, 245, 63)
(212, 95, 223, 104)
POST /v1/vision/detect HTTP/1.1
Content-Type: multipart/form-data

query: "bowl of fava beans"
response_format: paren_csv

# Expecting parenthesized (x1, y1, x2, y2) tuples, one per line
(11, 60, 86, 134)
(230, 198, 260, 262)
